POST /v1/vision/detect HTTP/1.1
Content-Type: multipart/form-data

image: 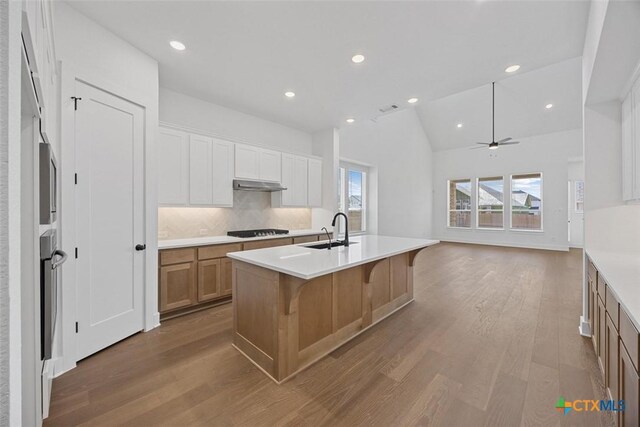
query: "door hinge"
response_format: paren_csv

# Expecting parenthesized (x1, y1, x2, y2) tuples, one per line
(74, 173, 78, 185)
(71, 96, 82, 111)
(75, 322, 79, 333)
(75, 247, 78, 259)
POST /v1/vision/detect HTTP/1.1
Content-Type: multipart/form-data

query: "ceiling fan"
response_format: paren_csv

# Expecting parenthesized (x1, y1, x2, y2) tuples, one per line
(472, 82, 520, 150)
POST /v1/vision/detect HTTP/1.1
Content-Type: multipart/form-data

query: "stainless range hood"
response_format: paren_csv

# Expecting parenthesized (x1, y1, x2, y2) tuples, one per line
(233, 179, 287, 192)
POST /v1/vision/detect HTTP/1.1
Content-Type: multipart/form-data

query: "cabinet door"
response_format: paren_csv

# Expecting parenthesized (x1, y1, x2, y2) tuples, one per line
(259, 148, 281, 182)
(211, 139, 234, 206)
(632, 78, 640, 200)
(308, 158, 322, 207)
(197, 259, 221, 302)
(592, 280, 599, 353)
(293, 156, 308, 206)
(158, 128, 189, 205)
(279, 153, 295, 206)
(606, 314, 620, 403)
(622, 91, 634, 201)
(189, 134, 214, 205)
(620, 345, 639, 427)
(220, 257, 233, 296)
(598, 296, 606, 374)
(159, 262, 196, 312)
(235, 144, 260, 180)
(589, 277, 595, 340)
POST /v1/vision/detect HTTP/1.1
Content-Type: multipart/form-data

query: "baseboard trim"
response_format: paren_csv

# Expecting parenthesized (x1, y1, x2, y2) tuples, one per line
(437, 238, 569, 252)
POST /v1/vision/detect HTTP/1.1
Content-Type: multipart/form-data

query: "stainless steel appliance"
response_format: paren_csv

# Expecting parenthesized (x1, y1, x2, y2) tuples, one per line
(227, 228, 289, 238)
(39, 143, 57, 224)
(40, 230, 67, 360)
(232, 179, 286, 192)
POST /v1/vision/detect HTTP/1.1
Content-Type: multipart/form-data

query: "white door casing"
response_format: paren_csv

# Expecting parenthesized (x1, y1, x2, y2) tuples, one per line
(74, 81, 145, 360)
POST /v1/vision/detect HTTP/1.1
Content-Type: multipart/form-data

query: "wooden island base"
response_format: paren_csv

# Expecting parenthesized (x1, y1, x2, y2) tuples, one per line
(231, 248, 429, 383)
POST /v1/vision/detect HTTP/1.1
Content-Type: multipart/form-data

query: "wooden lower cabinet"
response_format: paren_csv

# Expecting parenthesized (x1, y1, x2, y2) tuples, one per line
(598, 296, 606, 373)
(198, 259, 221, 302)
(160, 262, 196, 312)
(620, 344, 639, 426)
(605, 313, 619, 402)
(220, 257, 233, 296)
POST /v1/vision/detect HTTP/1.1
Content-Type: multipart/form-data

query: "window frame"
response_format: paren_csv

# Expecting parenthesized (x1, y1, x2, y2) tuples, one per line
(338, 161, 368, 235)
(447, 178, 472, 229)
(476, 176, 505, 231)
(509, 172, 544, 232)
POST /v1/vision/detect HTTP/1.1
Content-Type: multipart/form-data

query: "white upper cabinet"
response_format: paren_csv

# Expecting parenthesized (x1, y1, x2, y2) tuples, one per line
(159, 127, 234, 207)
(307, 158, 322, 207)
(235, 144, 282, 182)
(279, 153, 295, 206)
(235, 144, 260, 180)
(189, 134, 214, 205)
(211, 139, 234, 207)
(293, 156, 308, 206)
(622, 76, 640, 202)
(158, 128, 189, 206)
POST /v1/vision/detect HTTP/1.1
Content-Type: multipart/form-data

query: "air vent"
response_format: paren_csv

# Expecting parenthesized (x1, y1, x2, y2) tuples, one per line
(378, 104, 399, 114)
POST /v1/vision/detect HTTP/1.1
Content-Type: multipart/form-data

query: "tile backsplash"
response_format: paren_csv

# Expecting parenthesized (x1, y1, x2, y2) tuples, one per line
(158, 191, 311, 240)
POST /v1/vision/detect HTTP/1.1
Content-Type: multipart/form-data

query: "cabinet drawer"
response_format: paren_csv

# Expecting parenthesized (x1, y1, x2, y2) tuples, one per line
(243, 238, 293, 251)
(606, 284, 620, 330)
(588, 260, 598, 290)
(293, 235, 319, 244)
(198, 243, 242, 260)
(620, 307, 640, 372)
(160, 248, 196, 265)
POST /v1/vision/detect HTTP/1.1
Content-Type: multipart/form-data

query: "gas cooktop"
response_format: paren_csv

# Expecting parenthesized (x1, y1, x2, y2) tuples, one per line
(227, 228, 290, 238)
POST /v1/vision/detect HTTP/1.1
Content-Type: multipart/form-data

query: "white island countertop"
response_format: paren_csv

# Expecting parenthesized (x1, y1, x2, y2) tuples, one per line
(587, 249, 640, 331)
(158, 229, 331, 250)
(227, 235, 439, 280)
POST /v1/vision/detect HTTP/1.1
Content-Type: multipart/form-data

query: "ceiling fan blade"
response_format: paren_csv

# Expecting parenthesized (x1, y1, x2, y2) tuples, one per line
(475, 142, 491, 145)
(470, 146, 487, 150)
(499, 141, 520, 145)
(495, 137, 512, 143)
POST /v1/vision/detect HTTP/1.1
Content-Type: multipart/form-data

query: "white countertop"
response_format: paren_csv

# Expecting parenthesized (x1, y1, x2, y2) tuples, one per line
(227, 235, 439, 280)
(587, 249, 640, 331)
(158, 229, 332, 249)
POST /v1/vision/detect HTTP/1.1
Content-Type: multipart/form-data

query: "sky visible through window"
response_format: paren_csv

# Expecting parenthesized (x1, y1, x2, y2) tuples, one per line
(512, 177, 541, 198)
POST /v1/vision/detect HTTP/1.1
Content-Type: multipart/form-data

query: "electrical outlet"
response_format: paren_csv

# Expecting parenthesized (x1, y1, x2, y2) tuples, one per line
(199, 229, 209, 236)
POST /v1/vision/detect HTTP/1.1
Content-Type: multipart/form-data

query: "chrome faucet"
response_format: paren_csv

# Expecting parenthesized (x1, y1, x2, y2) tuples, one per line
(331, 212, 349, 247)
(321, 227, 332, 250)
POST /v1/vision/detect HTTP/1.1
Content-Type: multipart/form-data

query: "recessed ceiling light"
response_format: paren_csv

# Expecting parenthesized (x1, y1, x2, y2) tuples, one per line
(351, 54, 365, 64)
(346, 118, 355, 123)
(284, 91, 296, 98)
(505, 64, 520, 73)
(545, 103, 553, 109)
(457, 123, 463, 128)
(408, 98, 419, 104)
(169, 40, 186, 51)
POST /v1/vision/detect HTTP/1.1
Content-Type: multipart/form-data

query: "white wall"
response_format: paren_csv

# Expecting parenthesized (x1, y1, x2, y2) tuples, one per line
(568, 158, 584, 248)
(432, 128, 582, 251)
(55, 1, 160, 374)
(584, 101, 640, 253)
(340, 109, 433, 239)
(159, 88, 313, 155)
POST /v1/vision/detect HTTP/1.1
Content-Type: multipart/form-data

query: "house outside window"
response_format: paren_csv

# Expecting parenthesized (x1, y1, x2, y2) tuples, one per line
(338, 162, 367, 233)
(448, 179, 471, 228)
(511, 173, 543, 231)
(477, 176, 504, 229)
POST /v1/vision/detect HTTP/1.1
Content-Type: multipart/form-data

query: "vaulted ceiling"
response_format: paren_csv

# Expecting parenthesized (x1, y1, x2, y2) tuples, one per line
(66, 0, 589, 147)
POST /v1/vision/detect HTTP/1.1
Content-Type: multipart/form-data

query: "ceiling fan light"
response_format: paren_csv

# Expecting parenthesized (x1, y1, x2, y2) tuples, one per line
(489, 144, 499, 150)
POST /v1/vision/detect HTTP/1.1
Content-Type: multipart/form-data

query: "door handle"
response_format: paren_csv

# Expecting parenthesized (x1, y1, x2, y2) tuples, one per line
(135, 244, 146, 251)
(52, 249, 68, 269)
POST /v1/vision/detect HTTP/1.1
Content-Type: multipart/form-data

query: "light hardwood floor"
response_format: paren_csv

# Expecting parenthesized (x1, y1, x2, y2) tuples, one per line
(46, 243, 614, 426)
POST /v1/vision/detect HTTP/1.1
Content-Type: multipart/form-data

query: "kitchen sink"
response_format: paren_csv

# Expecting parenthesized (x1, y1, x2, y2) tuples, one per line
(306, 241, 358, 250)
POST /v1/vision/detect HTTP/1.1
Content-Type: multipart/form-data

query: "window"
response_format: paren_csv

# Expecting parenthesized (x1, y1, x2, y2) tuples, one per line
(511, 173, 542, 230)
(575, 180, 584, 213)
(338, 163, 367, 233)
(477, 176, 504, 229)
(448, 179, 471, 228)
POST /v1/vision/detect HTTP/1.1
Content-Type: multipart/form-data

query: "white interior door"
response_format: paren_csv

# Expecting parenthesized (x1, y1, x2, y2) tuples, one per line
(75, 80, 144, 360)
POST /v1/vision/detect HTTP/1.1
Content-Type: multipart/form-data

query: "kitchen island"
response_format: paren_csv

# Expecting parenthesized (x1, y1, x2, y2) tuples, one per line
(227, 235, 439, 383)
